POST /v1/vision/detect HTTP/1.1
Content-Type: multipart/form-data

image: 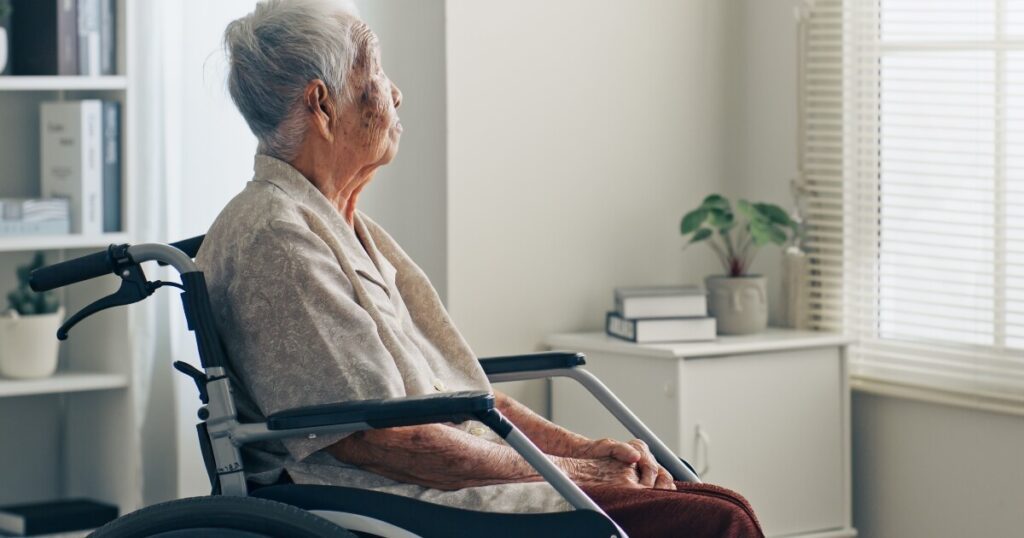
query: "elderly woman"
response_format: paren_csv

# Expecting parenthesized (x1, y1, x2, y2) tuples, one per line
(198, 1, 762, 536)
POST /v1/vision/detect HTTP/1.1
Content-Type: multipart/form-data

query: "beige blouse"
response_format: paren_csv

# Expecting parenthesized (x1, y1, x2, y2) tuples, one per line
(196, 155, 568, 513)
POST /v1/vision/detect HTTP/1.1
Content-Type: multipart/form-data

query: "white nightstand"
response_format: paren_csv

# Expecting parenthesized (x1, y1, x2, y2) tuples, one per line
(545, 328, 855, 538)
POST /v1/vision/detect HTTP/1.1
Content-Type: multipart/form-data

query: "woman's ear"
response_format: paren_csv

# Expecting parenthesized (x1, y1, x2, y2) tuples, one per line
(304, 79, 335, 142)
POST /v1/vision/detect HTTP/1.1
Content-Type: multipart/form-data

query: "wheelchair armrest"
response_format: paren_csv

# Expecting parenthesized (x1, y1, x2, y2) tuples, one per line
(266, 390, 494, 431)
(478, 351, 586, 375)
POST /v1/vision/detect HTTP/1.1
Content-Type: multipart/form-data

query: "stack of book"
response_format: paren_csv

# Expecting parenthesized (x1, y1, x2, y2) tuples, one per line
(40, 99, 121, 234)
(9, 0, 117, 76)
(0, 198, 70, 236)
(606, 285, 717, 343)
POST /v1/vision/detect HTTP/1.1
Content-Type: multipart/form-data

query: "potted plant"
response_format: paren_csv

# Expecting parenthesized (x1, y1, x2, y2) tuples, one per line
(1, 252, 63, 378)
(680, 194, 796, 334)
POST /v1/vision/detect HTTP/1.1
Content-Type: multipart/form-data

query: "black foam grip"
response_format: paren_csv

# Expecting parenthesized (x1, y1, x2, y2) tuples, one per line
(29, 248, 115, 292)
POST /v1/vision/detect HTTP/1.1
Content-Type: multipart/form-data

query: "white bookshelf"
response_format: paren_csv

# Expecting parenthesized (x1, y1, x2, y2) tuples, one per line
(0, 372, 128, 398)
(0, 232, 131, 253)
(0, 0, 140, 518)
(0, 75, 129, 91)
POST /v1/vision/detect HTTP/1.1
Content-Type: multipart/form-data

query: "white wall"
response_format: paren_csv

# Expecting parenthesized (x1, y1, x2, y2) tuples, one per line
(853, 393, 1024, 537)
(355, 0, 448, 301)
(445, 0, 729, 411)
(729, 2, 1024, 537)
(723, 0, 800, 325)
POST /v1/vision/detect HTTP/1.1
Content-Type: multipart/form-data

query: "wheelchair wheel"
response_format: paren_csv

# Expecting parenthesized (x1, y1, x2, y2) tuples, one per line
(89, 495, 357, 537)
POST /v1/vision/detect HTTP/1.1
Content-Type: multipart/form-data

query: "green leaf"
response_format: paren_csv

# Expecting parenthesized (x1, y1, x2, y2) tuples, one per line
(736, 199, 760, 222)
(688, 227, 713, 244)
(754, 203, 793, 227)
(750, 219, 786, 246)
(748, 221, 770, 246)
(701, 194, 730, 210)
(707, 208, 735, 231)
(15, 265, 30, 286)
(680, 208, 708, 234)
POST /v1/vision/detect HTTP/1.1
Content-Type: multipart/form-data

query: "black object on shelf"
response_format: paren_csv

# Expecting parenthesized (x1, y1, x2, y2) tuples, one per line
(0, 1, 11, 75)
(0, 499, 117, 536)
(9, 0, 78, 75)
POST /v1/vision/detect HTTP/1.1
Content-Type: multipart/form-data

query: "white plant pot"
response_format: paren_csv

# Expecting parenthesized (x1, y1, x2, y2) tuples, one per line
(0, 27, 7, 74)
(0, 308, 64, 379)
(705, 275, 768, 335)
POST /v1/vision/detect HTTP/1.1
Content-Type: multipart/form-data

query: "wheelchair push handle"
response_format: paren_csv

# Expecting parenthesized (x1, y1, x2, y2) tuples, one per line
(29, 245, 124, 292)
(29, 238, 205, 293)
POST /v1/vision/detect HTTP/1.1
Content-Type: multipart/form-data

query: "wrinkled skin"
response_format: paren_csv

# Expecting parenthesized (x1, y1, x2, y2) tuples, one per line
(346, 22, 402, 168)
(289, 20, 403, 225)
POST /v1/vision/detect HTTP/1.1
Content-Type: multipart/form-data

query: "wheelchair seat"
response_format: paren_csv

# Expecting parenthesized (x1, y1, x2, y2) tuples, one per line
(250, 484, 618, 537)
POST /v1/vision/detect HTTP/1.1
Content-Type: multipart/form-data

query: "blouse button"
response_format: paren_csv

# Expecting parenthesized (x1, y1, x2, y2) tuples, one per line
(470, 426, 487, 437)
(433, 379, 447, 392)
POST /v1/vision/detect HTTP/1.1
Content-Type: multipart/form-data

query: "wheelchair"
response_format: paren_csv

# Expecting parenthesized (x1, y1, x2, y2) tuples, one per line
(29, 237, 702, 537)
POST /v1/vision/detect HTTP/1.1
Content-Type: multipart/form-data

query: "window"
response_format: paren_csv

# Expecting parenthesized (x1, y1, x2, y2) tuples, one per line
(802, 0, 1024, 402)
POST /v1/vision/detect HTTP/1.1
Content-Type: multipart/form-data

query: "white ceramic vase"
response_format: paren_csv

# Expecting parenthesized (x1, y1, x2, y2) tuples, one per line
(705, 275, 768, 335)
(0, 308, 64, 379)
(781, 247, 808, 329)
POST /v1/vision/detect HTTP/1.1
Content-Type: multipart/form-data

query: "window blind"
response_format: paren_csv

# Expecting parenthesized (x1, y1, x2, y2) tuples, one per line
(801, 0, 1024, 402)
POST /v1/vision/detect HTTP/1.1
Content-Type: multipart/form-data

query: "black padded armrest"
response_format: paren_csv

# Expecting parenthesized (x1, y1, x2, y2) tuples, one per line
(478, 351, 586, 375)
(266, 390, 494, 431)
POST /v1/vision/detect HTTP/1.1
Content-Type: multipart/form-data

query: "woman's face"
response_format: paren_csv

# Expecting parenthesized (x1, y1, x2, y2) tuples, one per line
(339, 24, 403, 167)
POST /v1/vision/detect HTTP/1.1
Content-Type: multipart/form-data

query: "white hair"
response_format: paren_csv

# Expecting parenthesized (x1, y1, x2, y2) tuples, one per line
(224, 0, 362, 161)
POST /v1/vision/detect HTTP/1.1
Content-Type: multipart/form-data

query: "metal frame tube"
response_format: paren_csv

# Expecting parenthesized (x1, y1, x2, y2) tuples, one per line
(489, 367, 702, 483)
(127, 243, 199, 274)
(476, 409, 627, 537)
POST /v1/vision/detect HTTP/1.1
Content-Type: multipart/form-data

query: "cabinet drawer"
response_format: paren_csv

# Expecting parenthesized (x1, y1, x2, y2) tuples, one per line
(681, 347, 844, 536)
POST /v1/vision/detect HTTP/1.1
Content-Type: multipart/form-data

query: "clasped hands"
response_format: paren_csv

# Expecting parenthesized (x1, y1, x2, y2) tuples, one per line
(558, 438, 676, 490)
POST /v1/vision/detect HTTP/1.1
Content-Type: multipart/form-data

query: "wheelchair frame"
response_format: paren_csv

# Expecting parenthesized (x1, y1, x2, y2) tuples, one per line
(30, 239, 701, 538)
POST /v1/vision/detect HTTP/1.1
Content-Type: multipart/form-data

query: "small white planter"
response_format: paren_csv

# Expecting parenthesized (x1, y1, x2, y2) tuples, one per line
(0, 308, 64, 379)
(706, 275, 768, 335)
(0, 27, 7, 74)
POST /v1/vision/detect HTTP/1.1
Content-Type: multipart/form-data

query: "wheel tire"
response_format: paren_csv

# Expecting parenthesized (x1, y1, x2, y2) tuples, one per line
(89, 495, 357, 538)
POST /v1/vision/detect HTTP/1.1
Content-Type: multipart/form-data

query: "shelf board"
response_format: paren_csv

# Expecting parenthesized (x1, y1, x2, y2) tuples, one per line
(0, 232, 130, 252)
(0, 76, 128, 91)
(0, 371, 127, 398)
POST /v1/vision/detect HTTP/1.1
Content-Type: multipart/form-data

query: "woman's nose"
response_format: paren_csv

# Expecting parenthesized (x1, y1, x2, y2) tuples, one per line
(392, 83, 403, 109)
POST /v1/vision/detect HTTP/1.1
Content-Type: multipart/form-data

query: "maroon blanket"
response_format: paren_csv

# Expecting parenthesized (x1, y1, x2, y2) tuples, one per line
(583, 482, 764, 537)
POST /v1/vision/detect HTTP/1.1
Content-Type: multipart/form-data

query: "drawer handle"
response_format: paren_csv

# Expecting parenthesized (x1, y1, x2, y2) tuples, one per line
(694, 424, 711, 476)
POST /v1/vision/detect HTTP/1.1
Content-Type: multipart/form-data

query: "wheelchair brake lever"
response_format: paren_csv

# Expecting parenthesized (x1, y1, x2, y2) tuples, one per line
(57, 264, 157, 341)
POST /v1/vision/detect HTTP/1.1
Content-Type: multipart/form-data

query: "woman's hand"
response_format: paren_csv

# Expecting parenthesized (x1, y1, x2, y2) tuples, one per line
(574, 438, 676, 490)
(557, 456, 642, 489)
(626, 439, 676, 490)
(487, 392, 675, 489)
